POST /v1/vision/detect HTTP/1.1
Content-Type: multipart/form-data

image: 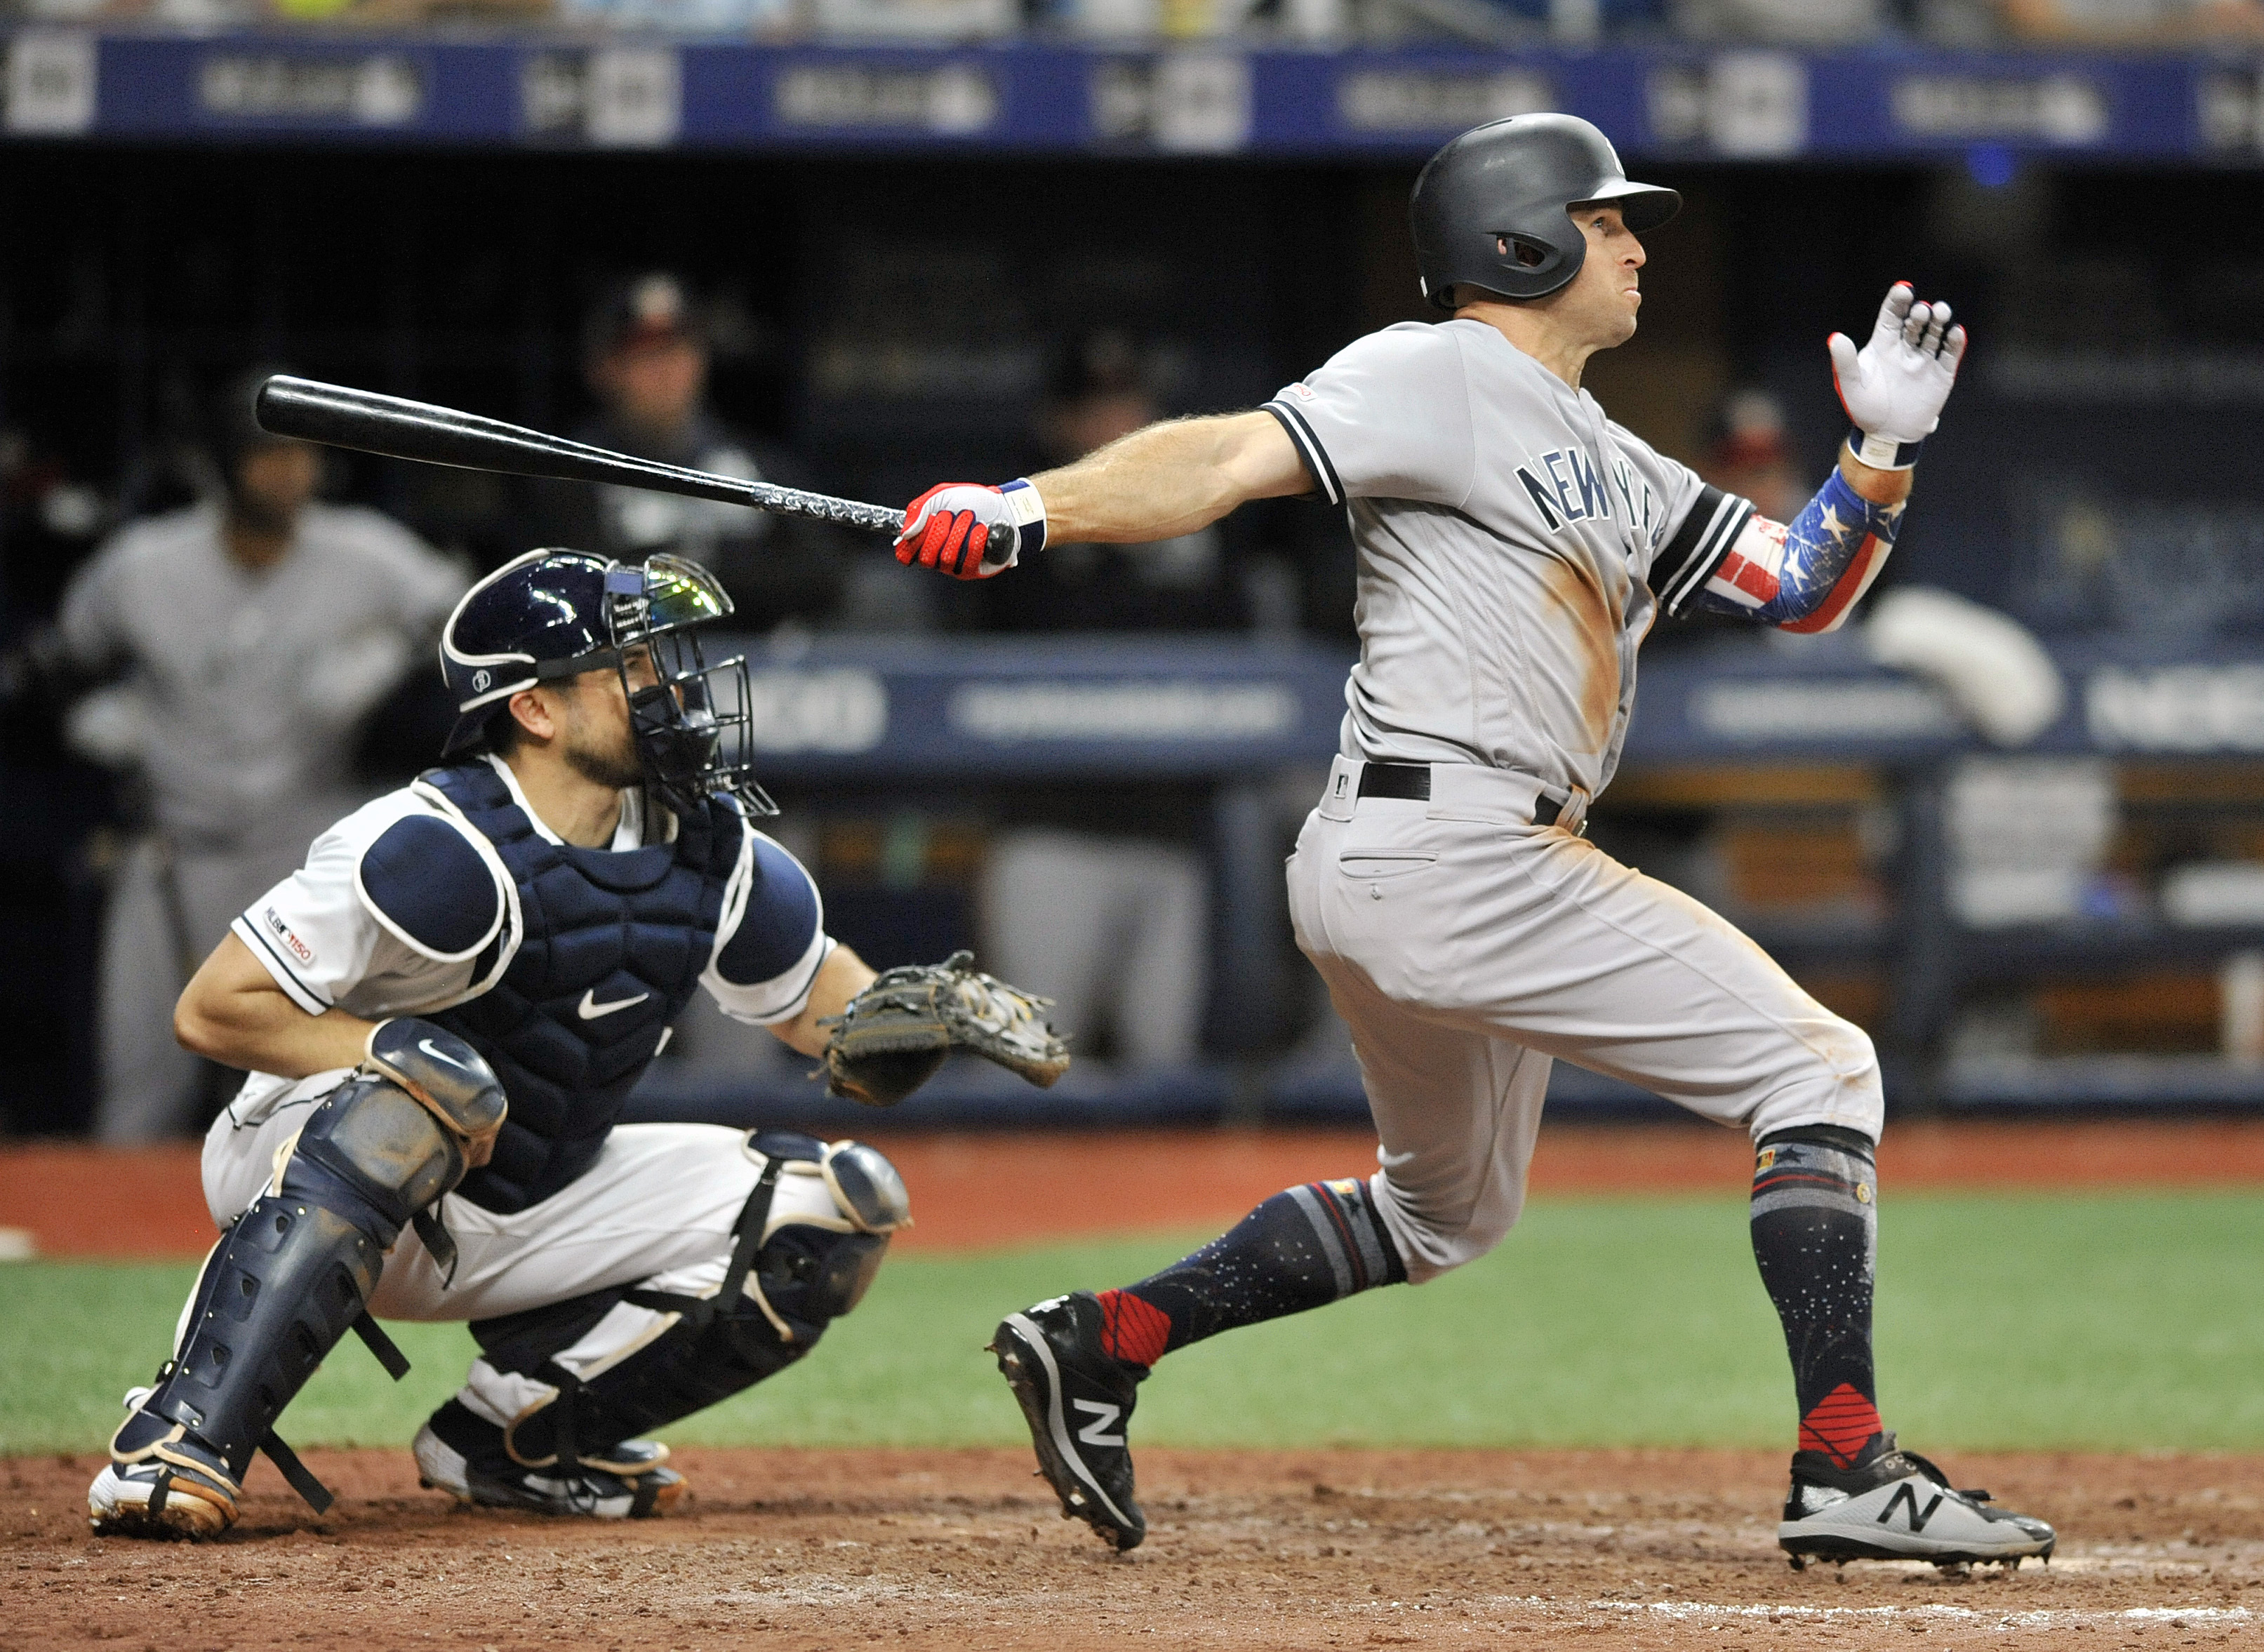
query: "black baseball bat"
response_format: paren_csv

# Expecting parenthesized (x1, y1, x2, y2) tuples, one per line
(254, 375, 905, 537)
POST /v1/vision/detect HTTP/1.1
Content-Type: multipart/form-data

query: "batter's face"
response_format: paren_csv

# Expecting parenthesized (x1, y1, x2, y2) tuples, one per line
(1555, 202, 1646, 349)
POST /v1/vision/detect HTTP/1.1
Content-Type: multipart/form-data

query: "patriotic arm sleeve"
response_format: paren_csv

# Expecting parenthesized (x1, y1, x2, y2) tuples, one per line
(1688, 467, 1907, 635)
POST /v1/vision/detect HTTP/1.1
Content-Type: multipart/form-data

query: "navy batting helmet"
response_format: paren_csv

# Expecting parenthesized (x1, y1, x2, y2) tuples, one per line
(439, 548, 774, 816)
(1410, 114, 1679, 309)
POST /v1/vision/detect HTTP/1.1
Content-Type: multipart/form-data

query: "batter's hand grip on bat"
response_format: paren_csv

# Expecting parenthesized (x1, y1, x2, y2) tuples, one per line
(254, 375, 905, 536)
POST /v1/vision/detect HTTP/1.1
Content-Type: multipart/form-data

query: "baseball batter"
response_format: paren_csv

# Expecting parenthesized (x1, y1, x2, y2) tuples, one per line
(893, 115, 2056, 1567)
(88, 547, 1059, 1539)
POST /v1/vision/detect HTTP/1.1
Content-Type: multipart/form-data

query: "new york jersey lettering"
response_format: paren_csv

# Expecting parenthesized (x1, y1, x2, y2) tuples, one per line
(1517, 447, 1616, 535)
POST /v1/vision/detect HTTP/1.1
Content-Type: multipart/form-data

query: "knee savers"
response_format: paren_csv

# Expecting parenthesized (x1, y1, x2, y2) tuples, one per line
(744, 1137, 910, 1345)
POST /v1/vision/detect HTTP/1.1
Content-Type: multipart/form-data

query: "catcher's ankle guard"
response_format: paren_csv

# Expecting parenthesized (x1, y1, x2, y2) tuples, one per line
(128, 1067, 493, 1513)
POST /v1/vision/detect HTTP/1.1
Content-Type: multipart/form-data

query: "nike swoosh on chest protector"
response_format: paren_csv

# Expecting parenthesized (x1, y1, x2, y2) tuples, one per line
(578, 988, 652, 1020)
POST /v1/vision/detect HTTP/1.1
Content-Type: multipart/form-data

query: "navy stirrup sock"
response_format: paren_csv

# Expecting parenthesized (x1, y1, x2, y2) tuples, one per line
(1751, 1124, 1884, 1469)
(1093, 1178, 1407, 1368)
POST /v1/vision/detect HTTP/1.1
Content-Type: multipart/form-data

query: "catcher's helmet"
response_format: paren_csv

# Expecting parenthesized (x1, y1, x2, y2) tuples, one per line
(1410, 114, 1680, 309)
(439, 547, 775, 816)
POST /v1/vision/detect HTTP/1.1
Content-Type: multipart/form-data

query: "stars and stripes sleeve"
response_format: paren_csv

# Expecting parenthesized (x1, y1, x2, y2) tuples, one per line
(1681, 469, 1907, 634)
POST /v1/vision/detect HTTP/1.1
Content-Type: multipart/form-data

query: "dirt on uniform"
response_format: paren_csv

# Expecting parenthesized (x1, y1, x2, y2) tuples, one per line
(6, 1445, 2261, 1651)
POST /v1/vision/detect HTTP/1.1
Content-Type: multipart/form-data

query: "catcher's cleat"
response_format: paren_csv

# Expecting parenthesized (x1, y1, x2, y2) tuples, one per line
(413, 1400, 684, 1520)
(990, 1291, 1145, 1552)
(1778, 1434, 2055, 1565)
(88, 1388, 241, 1540)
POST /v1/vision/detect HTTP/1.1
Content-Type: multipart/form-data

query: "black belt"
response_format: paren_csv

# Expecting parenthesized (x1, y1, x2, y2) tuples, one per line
(1355, 761, 1565, 827)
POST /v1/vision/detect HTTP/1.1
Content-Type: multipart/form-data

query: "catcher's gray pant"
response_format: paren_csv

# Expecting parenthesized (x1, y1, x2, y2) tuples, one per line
(1287, 757, 1882, 1285)
(201, 1093, 843, 1425)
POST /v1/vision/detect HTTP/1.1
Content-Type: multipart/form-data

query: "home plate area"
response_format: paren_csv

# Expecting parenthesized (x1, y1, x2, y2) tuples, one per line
(9, 1445, 2261, 1651)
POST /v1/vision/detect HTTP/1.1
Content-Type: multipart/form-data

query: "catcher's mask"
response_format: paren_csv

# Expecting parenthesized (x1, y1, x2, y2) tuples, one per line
(440, 547, 775, 818)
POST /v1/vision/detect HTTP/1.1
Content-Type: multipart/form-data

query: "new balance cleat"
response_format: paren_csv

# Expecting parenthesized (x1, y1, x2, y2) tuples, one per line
(413, 1400, 683, 1520)
(1779, 1434, 2055, 1566)
(990, 1292, 1146, 1552)
(89, 1387, 241, 1540)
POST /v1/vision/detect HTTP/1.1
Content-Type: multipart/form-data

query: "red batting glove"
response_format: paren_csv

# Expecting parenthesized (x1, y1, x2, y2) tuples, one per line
(895, 480, 1046, 580)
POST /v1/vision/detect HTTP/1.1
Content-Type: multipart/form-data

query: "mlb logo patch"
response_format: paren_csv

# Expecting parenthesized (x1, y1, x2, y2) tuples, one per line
(265, 907, 315, 966)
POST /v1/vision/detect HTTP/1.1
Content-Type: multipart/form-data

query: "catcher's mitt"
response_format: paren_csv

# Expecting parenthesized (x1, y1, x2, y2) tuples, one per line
(821, 950, 1070, 1107)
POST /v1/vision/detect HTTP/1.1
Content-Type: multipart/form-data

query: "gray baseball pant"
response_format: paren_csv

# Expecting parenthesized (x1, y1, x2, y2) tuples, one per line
(1286, 757, 1883, 1284)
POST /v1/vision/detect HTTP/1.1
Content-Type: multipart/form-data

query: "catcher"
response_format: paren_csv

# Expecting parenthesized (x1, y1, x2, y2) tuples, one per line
(90, 547, 1065, 1538)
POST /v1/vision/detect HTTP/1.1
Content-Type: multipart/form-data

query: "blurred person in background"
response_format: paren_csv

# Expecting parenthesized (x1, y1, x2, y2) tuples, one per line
(59, 369, 465, 1143)
(975, 333, 1222, 1073)
(528, 272, 849, 631)
(1700, 388, 1808, 525)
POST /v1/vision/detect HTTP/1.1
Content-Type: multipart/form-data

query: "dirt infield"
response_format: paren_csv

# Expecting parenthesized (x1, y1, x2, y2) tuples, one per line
(8, 1117, 2264, 1260)
(7, 1445, 2260, 1650)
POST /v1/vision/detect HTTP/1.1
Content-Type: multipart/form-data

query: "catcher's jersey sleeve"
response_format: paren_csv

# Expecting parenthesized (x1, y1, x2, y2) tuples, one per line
(1263, 324, 1477, 509)
(701, 824, 831, 1026)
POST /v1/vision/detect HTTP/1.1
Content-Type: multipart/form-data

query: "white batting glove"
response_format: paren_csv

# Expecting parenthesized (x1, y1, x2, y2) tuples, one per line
(1828, 282, 1967, 470)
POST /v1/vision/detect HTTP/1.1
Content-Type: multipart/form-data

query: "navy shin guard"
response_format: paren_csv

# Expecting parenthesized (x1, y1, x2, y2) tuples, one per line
(121, 1077, 468, 1508)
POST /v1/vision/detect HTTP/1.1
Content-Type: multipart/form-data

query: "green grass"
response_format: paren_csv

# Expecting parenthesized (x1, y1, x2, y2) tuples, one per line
(5, 1192, 2260, 1457)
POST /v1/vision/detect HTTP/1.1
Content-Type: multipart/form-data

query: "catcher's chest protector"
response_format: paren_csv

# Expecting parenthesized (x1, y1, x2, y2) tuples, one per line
(423, 761, 738, 1213)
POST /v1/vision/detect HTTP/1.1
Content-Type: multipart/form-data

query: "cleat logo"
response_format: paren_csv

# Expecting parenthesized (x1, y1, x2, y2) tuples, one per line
(1880, 1482, 1946, 1531)
(1072, 1399, 1124, 1446)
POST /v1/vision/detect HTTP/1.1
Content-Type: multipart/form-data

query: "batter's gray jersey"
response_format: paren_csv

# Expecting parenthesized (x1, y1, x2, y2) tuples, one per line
(1264, 319, 1749, 801)
(60, 500, 467, 850)
(1261, 318, 1875, 1281)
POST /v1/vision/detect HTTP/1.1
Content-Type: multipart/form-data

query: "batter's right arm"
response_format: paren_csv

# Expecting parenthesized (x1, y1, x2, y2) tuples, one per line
(1033, 411, 1310, 543)
(895, 411, 1307, 580)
